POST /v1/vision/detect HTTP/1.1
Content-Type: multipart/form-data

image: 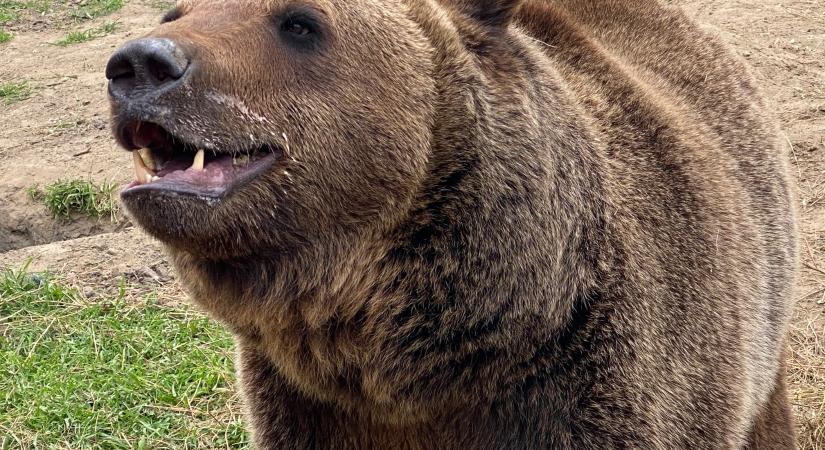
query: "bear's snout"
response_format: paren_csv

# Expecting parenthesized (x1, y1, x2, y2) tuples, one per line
(106, 38, 190, 105)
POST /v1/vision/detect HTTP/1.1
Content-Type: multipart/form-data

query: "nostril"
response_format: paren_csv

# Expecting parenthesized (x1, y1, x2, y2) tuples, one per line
(105, 52, 139, 100)
(145, 53, 184, 84)
(150, 64, 170, 83)
(106, 54, 136, 82)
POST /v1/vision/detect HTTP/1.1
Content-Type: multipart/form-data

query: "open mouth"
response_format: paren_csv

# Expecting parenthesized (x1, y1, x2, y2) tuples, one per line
(121, 121, 280, 198)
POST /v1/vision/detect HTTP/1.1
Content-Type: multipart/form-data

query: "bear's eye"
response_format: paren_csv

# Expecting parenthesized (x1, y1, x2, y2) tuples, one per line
(276, 10, 323, 50)
(283, 19, 311, 36)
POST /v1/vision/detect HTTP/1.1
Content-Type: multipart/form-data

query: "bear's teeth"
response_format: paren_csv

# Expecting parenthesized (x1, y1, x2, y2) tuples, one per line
(133, 150, 156, 184)
(191, 149, 205, 171)
(138, 148, 156, 171)
(233, 154, 249, 166)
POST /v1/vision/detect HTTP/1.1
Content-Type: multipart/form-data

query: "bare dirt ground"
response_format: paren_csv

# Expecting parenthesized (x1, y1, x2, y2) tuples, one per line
(1, 0, 823, 447)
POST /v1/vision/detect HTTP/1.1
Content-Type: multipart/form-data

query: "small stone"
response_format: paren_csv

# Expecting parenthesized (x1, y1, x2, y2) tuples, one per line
(30, 273, 47, 287)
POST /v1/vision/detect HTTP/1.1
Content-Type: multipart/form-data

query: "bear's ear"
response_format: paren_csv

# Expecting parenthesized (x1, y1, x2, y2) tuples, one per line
(454, 0, 523, 27)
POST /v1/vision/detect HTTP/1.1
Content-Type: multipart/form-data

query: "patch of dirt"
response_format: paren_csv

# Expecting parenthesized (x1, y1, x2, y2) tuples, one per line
(0, 184, 130, 252)
(0, 1, 159, 250)
(1, 227, 184, 304)
(0, 0, 823, 447)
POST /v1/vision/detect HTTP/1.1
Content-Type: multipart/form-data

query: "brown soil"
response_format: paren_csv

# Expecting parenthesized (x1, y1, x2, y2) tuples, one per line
(1, 0, 822, 447)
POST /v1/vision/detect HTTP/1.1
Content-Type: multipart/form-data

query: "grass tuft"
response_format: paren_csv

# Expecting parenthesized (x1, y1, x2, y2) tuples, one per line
(0, 29, 11, 43)
(0, 265, 250, 449)
(54, 21, 118, 46)
(1, 0, 122, 26)
(149, 0, 175, 11)
(0, 80, 31, 104)
(69, 0, 124, 20)
(0, 1, 22, 25)
(29, 179, 119, 220)
(0, 0, 51, 25)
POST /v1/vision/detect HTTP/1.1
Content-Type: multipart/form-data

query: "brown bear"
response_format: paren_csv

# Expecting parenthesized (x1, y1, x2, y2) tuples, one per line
(105, 0, 799, 448)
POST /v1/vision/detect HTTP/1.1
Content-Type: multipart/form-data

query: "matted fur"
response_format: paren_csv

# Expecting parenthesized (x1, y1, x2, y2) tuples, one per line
(109, 0, 798, 448)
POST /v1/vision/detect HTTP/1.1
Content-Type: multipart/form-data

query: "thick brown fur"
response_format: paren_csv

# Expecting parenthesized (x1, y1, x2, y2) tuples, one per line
(109, 0, 798, 448)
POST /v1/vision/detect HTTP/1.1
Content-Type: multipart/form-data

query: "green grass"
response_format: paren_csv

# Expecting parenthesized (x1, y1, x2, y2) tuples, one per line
(69, 0, 124, 20)
(0, 266, 250, 449)
(50, 117, 85, 133)
(52, 117, 83, 128)
(0, 80, 31, 104)
(0, 29, 12, 43)
(0, 0, 50, 24)
(0, 0, 123, 25)
(29, 179, 119, 220)
(149, 0, 174, 11)
(0, 1, 22, 25)
(54, 21, 118, 46)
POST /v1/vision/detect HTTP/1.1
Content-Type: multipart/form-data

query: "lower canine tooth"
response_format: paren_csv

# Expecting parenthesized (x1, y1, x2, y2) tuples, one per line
(133, 150, 155, 184)
(138, 148, 156, 170)
(191, 149, 205, 171)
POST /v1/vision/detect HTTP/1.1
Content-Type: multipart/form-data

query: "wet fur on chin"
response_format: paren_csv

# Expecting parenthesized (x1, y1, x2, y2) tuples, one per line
(118, 0, 798, 448)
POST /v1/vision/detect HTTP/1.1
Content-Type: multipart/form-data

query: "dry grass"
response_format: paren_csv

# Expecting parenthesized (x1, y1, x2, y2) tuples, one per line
(789, 304, 825, 449)
(790, 227, 825, 449)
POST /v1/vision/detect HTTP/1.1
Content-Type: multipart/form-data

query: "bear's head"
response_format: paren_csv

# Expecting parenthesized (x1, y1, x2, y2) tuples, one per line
(107, 0, 524, 261)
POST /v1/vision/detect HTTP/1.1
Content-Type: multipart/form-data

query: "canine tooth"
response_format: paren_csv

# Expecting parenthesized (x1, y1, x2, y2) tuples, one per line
(192, 149, 205, 171)
(133, 151, 143, 182)
(132, 150, 155, 184)
(138, 148, 156, 170)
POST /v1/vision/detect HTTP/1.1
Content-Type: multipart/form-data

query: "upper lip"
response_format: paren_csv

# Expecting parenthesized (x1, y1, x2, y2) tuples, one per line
(115, 119, 195, 152)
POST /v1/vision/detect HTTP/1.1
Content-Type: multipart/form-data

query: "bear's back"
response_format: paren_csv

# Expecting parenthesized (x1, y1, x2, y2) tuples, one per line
(515, 0, 797, 445)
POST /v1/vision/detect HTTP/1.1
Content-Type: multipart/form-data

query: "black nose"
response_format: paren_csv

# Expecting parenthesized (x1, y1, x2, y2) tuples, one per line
(106, 38, 190, 102)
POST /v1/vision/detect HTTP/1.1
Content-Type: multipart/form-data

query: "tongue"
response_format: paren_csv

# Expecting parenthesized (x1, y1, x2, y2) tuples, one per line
(146, 152, 278, 197)
(125, 150, 279, 198)
(159, 154, 231, 188)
